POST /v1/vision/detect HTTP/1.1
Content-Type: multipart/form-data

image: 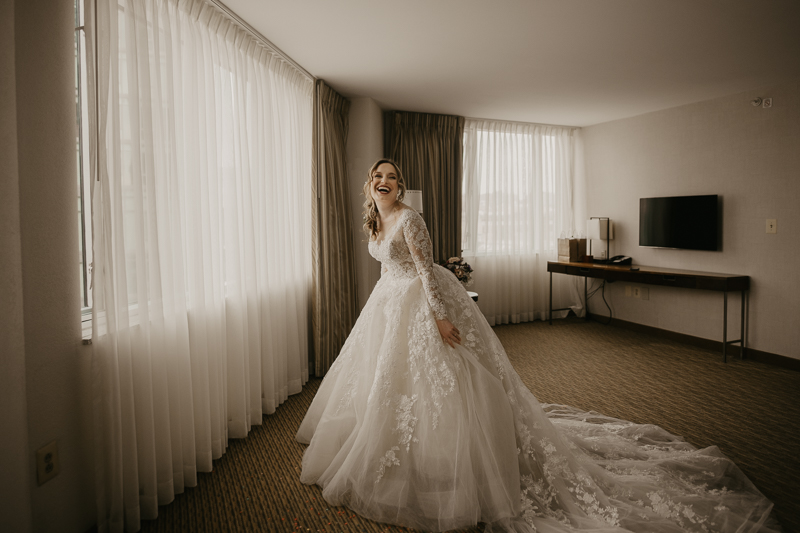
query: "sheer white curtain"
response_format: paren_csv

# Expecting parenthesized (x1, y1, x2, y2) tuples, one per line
(462, 119, 581, 325)
(87, 0, 312, 530)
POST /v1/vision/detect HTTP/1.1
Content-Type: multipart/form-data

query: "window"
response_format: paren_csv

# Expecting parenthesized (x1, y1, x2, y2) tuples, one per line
(462, 120, 575, 256)
(460, 119, 577, 325)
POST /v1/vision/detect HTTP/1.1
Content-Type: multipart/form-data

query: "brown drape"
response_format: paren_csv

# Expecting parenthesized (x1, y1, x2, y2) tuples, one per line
(311, 80, 357, 376)
(384, 111, 465, 262)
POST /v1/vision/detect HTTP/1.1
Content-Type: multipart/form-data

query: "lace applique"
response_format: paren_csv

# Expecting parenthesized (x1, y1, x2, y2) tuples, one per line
(408, 306, 439, 382)
(645, 492, 709, 530)
(375, 446, 400, 484)
(406, 299, 457, 429)
(394, 394, 419, 451)
(439, 285, 509, 382)
(517, 436, 620, 528)
(335, 368, 359, 415)
(373, 359, 398, 409)
(519, 474, 540, 523)
(432, 361, 456, 428)
(517, 422, 537, 458)
(367, 292, 408, 409)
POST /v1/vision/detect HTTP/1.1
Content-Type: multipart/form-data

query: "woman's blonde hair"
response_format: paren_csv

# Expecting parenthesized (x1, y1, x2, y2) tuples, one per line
(362, 158, 407, 240)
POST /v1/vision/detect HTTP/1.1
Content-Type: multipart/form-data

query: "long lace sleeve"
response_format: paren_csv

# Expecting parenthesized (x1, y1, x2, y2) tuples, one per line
(403, 211, 447, 320)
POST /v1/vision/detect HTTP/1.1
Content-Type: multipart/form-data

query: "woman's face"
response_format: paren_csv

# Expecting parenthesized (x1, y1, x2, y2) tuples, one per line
(370, 162, 400, 204)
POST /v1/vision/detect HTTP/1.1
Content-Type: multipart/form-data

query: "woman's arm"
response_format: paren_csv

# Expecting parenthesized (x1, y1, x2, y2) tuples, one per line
(403, 211, 461, 347)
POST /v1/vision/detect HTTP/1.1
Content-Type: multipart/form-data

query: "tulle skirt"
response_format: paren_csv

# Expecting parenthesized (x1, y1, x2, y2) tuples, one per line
(297, 266, 778, 532)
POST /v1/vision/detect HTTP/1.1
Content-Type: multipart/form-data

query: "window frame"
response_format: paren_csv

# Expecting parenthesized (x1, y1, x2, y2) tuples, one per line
(75, 0, 93, 340)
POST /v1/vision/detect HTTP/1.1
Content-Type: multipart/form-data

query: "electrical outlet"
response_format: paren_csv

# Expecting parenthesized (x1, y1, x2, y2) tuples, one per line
(632, 287, 641, 299)
(762, 98, 773, 108)
(766, 219, 777, 234)
(641, 287, 649, 300)
(625, 285, 631, 297)
(36, 440, 60, 486)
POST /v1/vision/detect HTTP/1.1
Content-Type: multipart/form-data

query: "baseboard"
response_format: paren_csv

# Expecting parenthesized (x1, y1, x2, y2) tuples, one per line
(604, 317, 800, 372)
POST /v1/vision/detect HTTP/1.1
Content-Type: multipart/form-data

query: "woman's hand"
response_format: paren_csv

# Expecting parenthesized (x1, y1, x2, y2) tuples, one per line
(436, 319, 461, 348)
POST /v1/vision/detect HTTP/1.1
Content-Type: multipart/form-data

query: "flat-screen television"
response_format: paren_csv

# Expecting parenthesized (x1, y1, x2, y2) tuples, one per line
(639, 195, 720, 251)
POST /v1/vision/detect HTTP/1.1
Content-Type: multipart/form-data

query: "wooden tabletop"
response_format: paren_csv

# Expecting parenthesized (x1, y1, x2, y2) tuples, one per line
(547, 261, 749, 291)
(547, 261, 747, 279)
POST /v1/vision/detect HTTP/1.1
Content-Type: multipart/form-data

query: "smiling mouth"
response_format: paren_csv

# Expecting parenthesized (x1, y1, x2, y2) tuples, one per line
(377, 186, 391, 194)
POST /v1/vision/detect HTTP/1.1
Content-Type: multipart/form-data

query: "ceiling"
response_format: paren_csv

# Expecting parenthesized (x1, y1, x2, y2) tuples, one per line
(223, 0, 800, 127)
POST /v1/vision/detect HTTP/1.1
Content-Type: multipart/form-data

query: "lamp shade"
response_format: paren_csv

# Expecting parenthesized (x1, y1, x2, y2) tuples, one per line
(587, 218, 614, 240)
(404, 190, 423, 213)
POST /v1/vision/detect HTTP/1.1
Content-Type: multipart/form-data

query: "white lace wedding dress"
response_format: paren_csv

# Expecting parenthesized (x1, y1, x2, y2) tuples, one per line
(296, 208, 778, 533)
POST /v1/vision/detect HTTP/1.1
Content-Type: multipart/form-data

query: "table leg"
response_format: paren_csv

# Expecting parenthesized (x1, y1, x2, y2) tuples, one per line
(723, 291, 728, 363)
(741, 290, 747, 359)
(584, 276, 588, 322)
(549, 272, 553, 325)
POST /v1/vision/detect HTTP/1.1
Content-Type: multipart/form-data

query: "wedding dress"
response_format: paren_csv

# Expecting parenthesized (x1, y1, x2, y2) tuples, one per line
(296, 208, 778, 533)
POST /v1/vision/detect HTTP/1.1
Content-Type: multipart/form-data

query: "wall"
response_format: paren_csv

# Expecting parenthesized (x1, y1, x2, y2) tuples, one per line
(345, 98, 384, 311)
(582, 82, 800, 359)
(0, 0, 33, 530)
(2, 0, 97, 531)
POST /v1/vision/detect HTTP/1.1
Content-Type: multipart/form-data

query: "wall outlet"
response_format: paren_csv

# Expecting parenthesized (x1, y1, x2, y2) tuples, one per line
(36, 440, 60, 486)
(632, 287, 641, 298)
(766, 219, 777, 234)
(625, 285, 631, 297)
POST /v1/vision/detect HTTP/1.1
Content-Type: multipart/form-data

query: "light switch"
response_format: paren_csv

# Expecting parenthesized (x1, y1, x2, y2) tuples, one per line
(766, 219, 777, 234)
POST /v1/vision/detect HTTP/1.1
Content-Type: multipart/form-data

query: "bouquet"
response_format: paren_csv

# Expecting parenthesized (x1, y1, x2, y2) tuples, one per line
(440, 257, 474, 287)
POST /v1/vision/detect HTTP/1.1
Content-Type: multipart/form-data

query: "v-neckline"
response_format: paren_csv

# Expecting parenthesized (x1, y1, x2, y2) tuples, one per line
(375, 209, 408, 247)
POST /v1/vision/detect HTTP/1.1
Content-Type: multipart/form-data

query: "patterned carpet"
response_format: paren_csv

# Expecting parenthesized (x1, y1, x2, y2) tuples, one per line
(139, 319, 800, 533)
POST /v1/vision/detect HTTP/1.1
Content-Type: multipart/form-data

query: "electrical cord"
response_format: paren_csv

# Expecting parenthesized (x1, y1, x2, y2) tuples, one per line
(599, 280, 613, 325)
(586, 279, 604, 300)
(584, 279, 613, 325)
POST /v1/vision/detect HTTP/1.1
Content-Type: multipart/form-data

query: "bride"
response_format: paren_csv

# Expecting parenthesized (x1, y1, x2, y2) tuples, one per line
(296, 159, 778, 533)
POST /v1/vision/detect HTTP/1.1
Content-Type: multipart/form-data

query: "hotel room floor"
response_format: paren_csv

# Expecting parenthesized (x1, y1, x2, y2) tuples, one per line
(138, 318, 800, 533)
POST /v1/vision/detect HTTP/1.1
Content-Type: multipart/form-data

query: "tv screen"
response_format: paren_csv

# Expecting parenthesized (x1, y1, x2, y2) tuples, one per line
(639, 195, 720, 251)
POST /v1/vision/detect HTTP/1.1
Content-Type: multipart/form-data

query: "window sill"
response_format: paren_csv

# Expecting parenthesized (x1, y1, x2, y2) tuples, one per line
(82, 311, 92, 345)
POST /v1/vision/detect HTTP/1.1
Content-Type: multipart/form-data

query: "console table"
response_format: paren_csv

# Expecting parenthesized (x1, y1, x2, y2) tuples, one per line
(547, 261, 749, 363)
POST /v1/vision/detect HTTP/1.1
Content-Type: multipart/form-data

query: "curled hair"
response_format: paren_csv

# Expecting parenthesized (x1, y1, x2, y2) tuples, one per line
(362, 159, 407, 240)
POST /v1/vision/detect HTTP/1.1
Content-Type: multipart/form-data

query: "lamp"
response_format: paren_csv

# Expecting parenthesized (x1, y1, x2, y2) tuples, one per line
(587, 217, 614, 263)
(404, 190, 423, 213)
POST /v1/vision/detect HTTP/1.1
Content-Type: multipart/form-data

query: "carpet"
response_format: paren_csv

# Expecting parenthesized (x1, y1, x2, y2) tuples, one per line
(139, 319, 800, 533)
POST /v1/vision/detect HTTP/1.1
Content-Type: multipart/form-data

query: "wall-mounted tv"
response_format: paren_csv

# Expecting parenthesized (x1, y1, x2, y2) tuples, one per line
(639, 195, 720, 251)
